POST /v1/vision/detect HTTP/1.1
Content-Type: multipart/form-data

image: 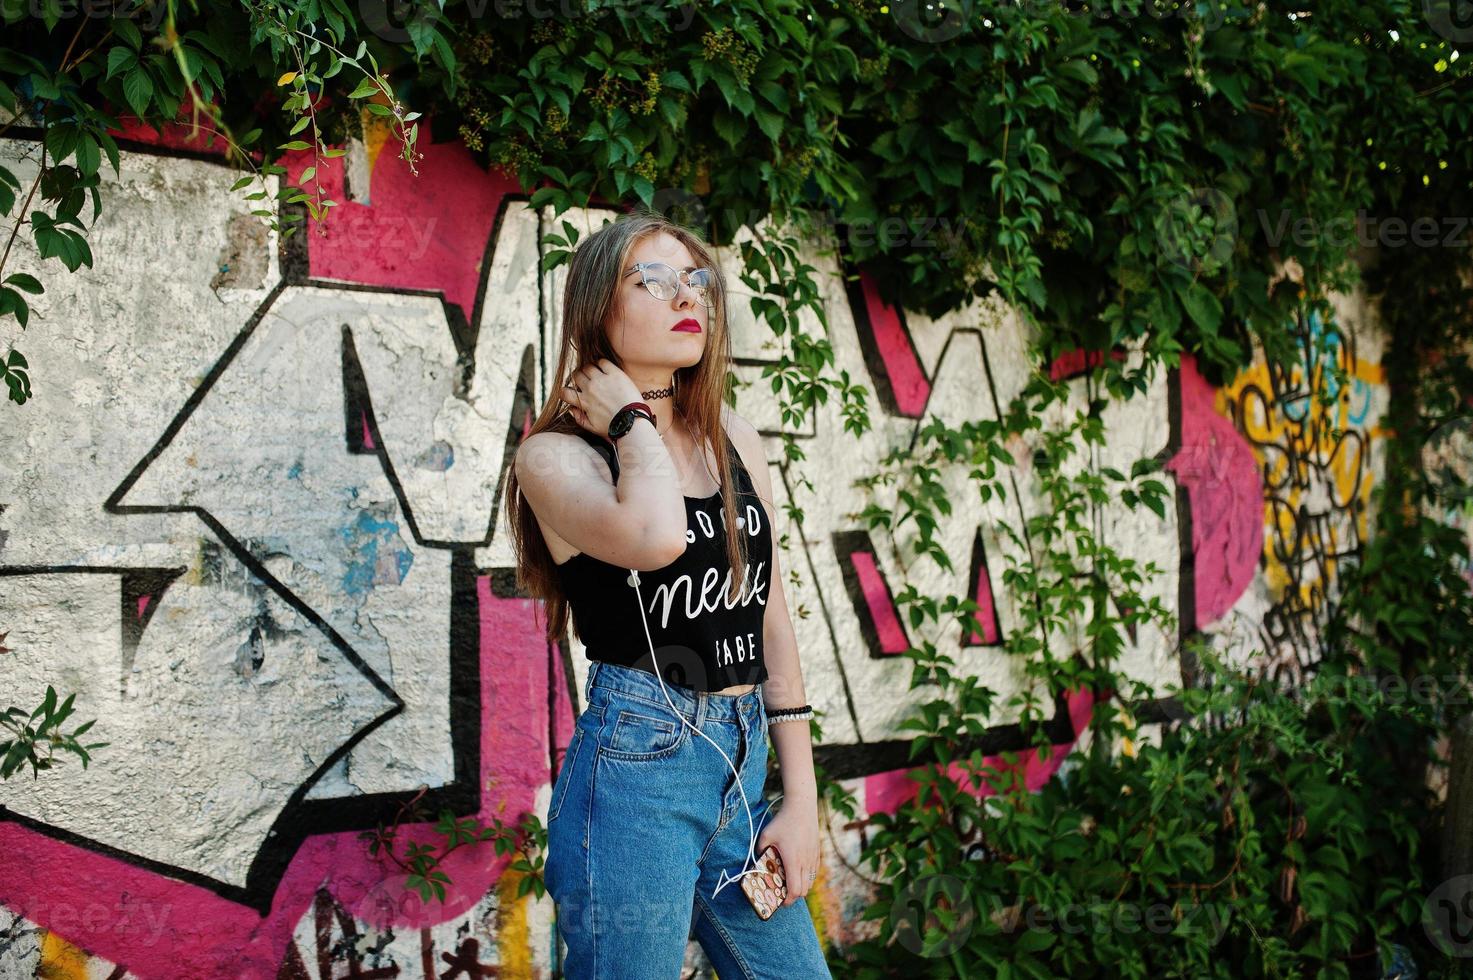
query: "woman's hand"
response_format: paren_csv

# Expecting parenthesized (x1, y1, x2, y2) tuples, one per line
(755, 797, 821, 908)
(558, 358, 642, 436)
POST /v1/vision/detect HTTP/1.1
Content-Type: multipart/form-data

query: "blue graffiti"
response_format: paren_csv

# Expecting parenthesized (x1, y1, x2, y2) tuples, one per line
(340, 508, 414, 594)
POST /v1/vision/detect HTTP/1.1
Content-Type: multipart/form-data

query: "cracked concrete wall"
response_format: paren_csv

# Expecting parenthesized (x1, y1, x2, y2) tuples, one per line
(0, 127, 1392, 978)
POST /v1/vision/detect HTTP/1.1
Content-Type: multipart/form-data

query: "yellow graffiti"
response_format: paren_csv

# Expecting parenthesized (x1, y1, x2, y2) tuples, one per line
(1219, 309, 1387, 672)
(495, 867, 533, 979)
(359, 98, 400, 194)
(1118, 710, 1138, 759)
(36, 929, 92, 980)
(808, 859, 831, 954)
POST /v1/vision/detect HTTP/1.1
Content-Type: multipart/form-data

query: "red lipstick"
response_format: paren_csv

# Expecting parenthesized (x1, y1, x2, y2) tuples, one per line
(671, 318, 702, 333)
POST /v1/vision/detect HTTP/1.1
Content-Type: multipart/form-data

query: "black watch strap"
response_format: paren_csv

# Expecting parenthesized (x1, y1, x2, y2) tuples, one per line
(609, 404, 656, 441)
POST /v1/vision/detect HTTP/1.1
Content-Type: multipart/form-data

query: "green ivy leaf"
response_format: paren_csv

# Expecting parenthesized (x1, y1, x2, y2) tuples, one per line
(106, 47, 137, 82)
(712, 109, 746, 148)
(112, 18, 142, 51)
(1179, 282, 1223, 333)
(4, 273, 42, 294)
(122, 68, 153, 120)
(347, 77, 380, 99)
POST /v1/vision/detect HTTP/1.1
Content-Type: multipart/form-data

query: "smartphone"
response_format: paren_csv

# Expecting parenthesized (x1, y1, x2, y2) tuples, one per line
(741, 844, 788, 920)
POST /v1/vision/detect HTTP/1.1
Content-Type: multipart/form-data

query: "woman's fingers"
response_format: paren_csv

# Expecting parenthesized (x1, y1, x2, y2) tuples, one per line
(786, 865, 807, 904)
(781, 853, 815, 905)
(557, 384, 590, 432)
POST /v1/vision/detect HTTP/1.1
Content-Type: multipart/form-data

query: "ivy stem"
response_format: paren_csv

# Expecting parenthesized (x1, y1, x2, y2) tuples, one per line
(0, 144, 47, 307)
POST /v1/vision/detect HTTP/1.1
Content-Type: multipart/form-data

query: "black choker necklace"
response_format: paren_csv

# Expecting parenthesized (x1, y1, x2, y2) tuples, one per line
(641, 385, 674, 400)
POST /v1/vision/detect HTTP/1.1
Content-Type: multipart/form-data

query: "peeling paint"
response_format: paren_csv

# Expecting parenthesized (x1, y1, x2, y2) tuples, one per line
(412, 440, 454, 471)
(340, 505, 414, 594)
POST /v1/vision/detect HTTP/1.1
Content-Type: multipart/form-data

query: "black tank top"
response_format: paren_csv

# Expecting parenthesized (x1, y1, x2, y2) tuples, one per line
(552, 427, 771, 691)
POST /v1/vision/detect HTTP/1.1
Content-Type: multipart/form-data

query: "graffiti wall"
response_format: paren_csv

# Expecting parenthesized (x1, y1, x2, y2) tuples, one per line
(0, 113, 1390, 977)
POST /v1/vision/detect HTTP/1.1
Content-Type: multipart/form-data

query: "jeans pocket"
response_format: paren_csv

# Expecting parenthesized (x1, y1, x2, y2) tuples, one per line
(598, 706, 687, 761)
(547, 728, 585, 824)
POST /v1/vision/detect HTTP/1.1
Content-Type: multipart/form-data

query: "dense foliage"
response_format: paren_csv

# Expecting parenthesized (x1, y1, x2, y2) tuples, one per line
(832, 364, 1473, 976)
(3, 0, 1471, 400)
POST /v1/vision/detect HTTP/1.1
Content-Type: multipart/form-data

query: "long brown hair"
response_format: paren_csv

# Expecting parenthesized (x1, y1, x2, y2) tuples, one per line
(506, 211, 753, 646)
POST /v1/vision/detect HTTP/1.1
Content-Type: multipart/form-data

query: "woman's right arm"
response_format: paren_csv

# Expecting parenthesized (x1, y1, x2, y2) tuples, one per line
(515, 420, 688, 570)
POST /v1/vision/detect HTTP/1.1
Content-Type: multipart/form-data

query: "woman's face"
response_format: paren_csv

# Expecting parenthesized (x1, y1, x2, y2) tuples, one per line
(605, 231, 710, 372)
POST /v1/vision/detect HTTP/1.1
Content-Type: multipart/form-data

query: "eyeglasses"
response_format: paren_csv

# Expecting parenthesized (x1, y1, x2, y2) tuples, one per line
(624, 262, 715, 307)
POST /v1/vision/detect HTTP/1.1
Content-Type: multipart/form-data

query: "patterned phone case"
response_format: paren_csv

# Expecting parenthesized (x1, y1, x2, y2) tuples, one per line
(741, 844, 787, 920)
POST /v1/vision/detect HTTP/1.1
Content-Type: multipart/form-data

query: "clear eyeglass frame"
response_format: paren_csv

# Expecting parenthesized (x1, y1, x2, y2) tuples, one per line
(624, 262, 716, 307)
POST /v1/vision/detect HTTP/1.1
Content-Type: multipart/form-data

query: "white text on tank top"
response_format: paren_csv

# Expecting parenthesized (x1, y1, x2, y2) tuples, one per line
(644, 499, 770, 667)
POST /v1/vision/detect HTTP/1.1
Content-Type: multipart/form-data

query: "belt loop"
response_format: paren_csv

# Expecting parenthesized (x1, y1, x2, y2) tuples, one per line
(694, 691, 707, 728)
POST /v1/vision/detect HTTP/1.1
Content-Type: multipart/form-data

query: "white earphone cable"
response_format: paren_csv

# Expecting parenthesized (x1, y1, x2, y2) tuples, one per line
(626, 566, 777, 899)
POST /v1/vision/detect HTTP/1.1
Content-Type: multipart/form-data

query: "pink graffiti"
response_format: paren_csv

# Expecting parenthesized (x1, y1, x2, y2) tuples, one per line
(1166, 354, 1261, 626)
(118, 94, 520, 325)
(1048, 347, 1125, 380)
(281, 113, 521, 323)
(863, 687, 1096, 814)
(0, 110, 575, 976)
(966, 558, 1000, 645)
(856, 270, 930, 417)
(849, 550, 910, 654)
(0, 575, 556, 976)
(108, 98, 240, 158)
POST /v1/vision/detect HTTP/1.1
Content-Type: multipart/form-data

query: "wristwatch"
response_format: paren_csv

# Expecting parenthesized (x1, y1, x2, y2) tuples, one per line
(608, 401, 656, 441)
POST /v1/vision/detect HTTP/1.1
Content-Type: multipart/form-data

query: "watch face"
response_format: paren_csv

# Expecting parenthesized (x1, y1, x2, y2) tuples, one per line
(609, 410, 633, 439)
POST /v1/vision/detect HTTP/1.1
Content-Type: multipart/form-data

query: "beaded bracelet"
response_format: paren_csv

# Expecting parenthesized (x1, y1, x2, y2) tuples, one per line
(766, 704, 813, 725)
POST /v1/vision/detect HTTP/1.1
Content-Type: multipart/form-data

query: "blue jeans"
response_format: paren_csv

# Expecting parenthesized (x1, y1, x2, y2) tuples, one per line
(544, 660, 832, 979)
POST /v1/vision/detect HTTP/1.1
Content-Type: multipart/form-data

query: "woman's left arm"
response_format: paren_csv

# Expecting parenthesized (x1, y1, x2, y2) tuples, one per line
(727, 412, 820, 908)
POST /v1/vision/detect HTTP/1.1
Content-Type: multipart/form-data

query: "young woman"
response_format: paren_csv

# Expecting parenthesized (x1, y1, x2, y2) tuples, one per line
(506, 212, 832, 979)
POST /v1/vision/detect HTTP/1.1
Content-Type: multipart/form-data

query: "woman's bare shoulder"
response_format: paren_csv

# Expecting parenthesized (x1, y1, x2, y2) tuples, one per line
(514, 428, 612, 495)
